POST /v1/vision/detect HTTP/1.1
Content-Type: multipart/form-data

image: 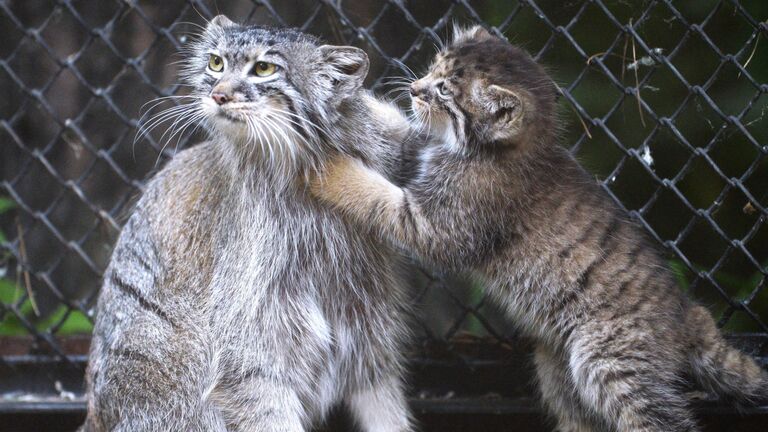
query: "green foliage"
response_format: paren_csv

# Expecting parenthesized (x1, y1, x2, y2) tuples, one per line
(0, 197, 14, 243)
(0, 274, 94, 336)
(0, 196, 93, 335)
(669, 257, 767, 332)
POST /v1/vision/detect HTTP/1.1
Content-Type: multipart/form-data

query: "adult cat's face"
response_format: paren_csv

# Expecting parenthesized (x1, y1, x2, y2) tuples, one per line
(180, 15, 369, 171)
(409, 26, 557, 152)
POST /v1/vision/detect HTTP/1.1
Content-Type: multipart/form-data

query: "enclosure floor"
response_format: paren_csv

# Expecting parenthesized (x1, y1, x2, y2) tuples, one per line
(2, 397, 768, 432)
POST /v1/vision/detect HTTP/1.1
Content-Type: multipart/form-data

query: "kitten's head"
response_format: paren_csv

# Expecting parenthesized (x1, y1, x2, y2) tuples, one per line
(181, 15, 369, 173)
(410, 26, 557, 154)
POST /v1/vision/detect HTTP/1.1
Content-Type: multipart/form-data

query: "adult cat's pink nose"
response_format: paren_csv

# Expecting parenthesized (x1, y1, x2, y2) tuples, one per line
(211, 92, 231, 105)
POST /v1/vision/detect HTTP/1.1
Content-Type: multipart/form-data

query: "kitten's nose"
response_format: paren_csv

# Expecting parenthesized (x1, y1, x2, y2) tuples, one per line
(211, 92, 231, 105)
(409, 83, 420, 97)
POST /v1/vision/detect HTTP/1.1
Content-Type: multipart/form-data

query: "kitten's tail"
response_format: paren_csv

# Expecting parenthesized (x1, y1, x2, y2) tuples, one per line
(686, 305, 768, 403)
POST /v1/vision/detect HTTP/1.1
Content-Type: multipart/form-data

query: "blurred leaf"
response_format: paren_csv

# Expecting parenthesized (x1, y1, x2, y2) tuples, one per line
(0, 197, 15, 214)
(0, 197, 14, 243)
(1, 279, 92, 335)
(668, 259, 691, 291)
(43, 306, 93, 335)
(0, 277, 21, 304)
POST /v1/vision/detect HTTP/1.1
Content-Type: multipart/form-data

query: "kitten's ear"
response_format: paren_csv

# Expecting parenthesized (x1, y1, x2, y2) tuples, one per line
(319, 45, 370, 95)
(452, 25, 495, 44)
(483, 84, 523, 118)
(209, 14, 236, 29)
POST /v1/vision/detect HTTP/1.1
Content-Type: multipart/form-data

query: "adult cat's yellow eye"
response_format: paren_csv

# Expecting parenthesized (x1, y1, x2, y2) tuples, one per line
(208, 54, 224, 72)
(252, 62, 276, 77)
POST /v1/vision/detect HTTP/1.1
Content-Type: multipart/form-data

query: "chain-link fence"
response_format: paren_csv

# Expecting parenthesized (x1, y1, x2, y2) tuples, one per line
(1, 0, 767, 429)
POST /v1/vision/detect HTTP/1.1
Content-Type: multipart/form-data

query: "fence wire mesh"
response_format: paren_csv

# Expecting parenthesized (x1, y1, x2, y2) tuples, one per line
(1, 0, 767, 377)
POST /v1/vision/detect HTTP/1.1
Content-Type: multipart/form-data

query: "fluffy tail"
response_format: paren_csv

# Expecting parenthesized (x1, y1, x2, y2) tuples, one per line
(686, 305, 768, 403)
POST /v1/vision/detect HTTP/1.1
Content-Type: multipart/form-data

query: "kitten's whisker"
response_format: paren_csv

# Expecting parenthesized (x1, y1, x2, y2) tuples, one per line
(383, 85, 412, 98)
(390, 91, 413, 105)
(390, 58, 418, 80)
(171, 21, 207, 32)
(378, 75, 414, 86)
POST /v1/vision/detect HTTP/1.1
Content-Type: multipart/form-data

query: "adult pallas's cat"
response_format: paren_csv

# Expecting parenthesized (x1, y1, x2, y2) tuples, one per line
(83, 16, 417, 432)
(311, 26, 767, 431)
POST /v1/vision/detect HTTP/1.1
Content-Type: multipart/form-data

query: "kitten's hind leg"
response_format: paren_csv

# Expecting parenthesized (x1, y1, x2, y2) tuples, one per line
(346, 376, 413, 432)
(568, 328, 700, 432)
(534, 343, 602, 432)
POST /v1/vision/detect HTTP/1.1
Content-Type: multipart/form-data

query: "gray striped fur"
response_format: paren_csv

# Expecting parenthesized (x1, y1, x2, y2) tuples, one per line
(82, 16, 417, 432)
(311, 26, 768, 432)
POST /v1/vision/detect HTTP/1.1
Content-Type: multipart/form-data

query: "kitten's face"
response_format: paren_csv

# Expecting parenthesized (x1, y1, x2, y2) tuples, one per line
(181, 15, 368, 172)
(410, 26, 556, 152)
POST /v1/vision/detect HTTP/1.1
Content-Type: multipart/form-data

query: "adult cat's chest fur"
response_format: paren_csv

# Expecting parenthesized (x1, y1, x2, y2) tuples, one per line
(205, 172, 408, 415)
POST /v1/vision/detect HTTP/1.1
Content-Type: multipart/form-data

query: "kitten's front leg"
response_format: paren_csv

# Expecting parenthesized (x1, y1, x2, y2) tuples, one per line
(347, 377, 413, 432)
(310, 156, 422, 250)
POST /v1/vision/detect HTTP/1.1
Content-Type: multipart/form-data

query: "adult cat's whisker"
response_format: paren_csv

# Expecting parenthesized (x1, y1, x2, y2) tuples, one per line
(248, 116, 265, 156)
(262, 116, 293, 157)
(164, 109, 205, 146)
(139, 95, 199, 113)
(269, 114, 313, 148)
(136, 100, 196, 129)
(152, 106, 199, 144)
(269, 108, 323, 135)
(155, 110, 205, 165)
(88, 18, 418, 432)
(160, 107, 201, 140)
(135, 104, 197, 147)
(275, 116, 317, 145)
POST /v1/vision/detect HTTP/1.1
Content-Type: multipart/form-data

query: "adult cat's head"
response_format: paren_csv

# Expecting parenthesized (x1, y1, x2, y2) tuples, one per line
(177, 15, 369, 174)
(409, 26, 558, 154)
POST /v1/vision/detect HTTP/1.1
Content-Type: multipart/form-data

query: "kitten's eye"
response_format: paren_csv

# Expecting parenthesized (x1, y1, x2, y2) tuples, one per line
(252, 62, 277, 77)
(437, 81, 451, 97)
(208, 54, 224, 72)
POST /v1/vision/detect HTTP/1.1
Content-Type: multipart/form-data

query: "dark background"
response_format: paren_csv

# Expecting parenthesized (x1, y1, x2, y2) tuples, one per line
(1, 0, 766, 430)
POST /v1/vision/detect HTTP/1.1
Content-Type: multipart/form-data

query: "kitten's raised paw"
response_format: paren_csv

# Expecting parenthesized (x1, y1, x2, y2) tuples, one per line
(310, 156, 364, 202)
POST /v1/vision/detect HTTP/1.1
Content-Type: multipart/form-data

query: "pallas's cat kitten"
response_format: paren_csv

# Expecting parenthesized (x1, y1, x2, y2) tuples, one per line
(311, 26, 768, 431)
(83, 16, 416, 432)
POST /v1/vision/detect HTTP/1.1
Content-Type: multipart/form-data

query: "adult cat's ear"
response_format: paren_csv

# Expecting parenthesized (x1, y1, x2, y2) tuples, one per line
(209, 14, 236, 29)
(483, 84, 523, 120)
(319, 45, 370, 96)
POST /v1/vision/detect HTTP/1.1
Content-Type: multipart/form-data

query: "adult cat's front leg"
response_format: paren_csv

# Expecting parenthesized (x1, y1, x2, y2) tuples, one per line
(218, 372, 306, 432)
(347, 376, 413, 432)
